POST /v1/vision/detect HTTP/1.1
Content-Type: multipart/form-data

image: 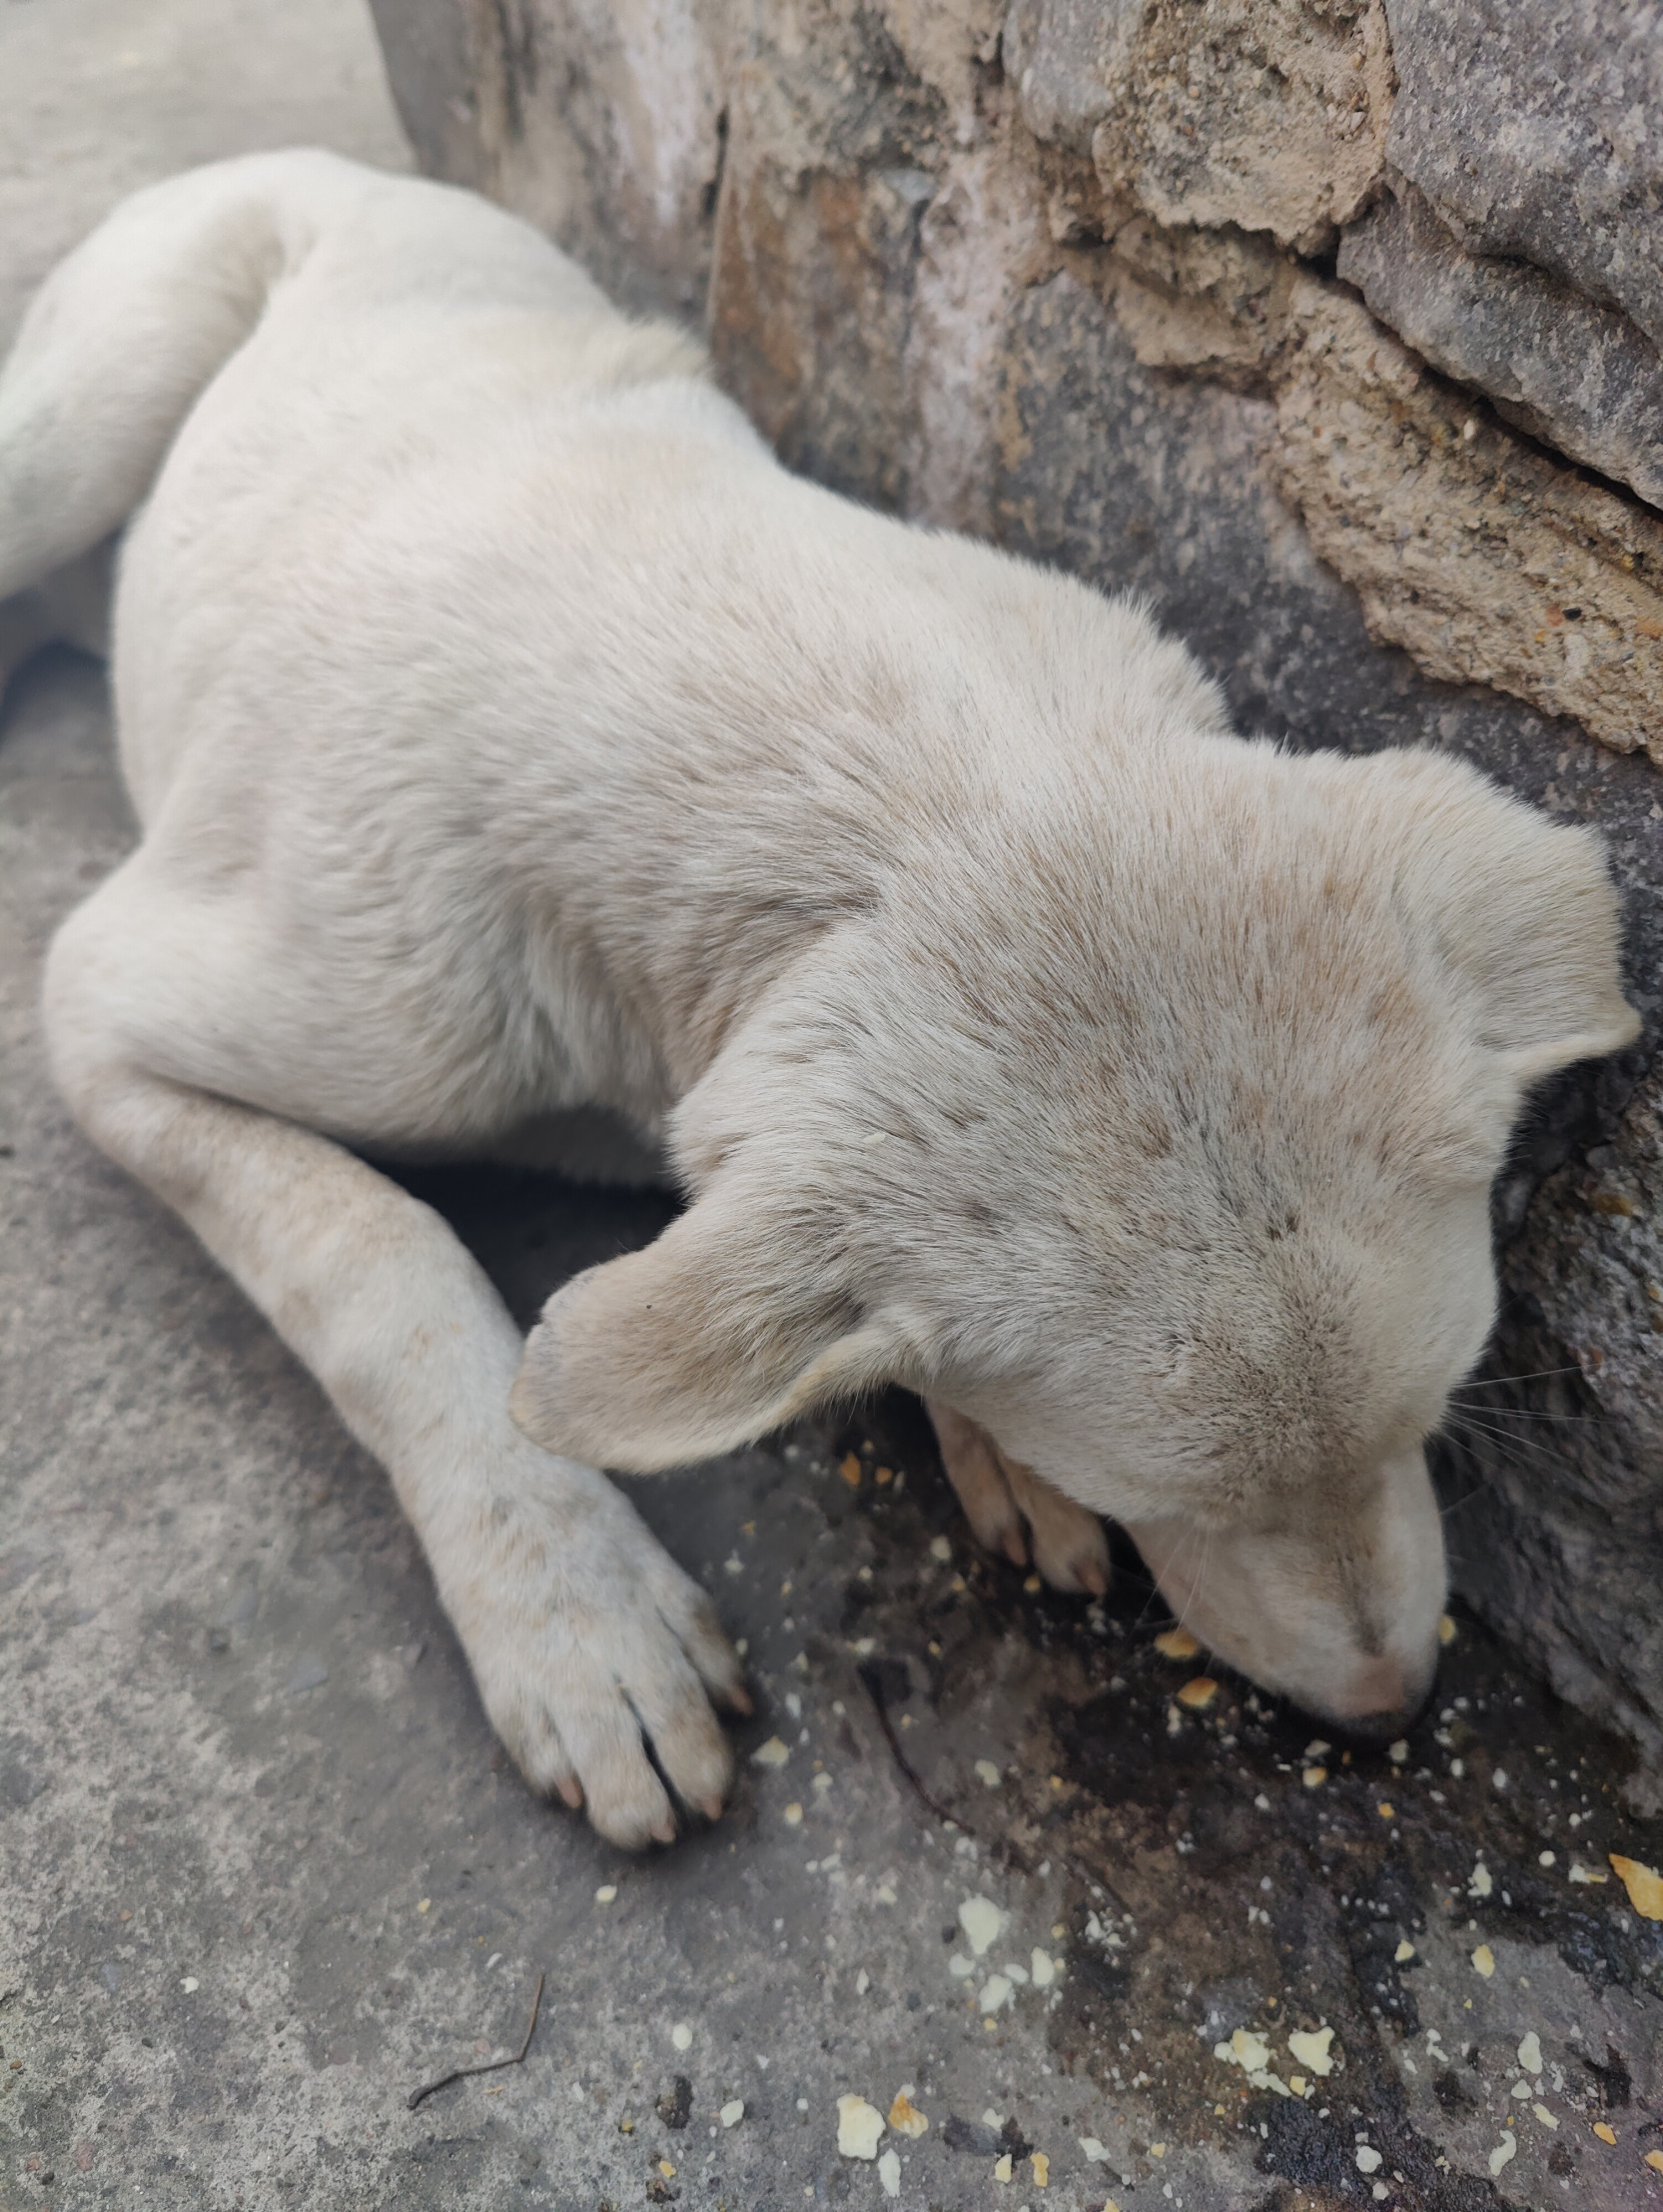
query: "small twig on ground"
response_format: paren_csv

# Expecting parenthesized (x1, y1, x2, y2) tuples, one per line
(406, 1971, 544, 2111)
(858, 1660, 1132, 1917)
(858, 1661, 959, 1826)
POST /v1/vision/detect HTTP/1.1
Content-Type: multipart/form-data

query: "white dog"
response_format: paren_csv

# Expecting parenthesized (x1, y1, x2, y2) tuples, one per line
(0, 153, 1637, 1846)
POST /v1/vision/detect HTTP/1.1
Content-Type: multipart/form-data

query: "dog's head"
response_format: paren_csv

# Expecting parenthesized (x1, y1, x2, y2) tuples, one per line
(511, 740, 1637, 1733)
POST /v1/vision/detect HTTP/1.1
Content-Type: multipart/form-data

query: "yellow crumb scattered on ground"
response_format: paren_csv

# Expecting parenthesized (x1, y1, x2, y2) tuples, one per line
(1609, 1855, 1663, 1919)
(838, 1454, 862, 1488)
(1154, 1628, 1201, 1660)
(1177, 1676, 1219, 1710)
(887, 2092, 928, 2138)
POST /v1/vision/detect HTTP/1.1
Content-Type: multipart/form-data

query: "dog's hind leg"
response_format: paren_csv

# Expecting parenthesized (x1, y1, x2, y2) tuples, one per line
(43, 865, 749, 1848)
(927, 1403, 1111, 1596)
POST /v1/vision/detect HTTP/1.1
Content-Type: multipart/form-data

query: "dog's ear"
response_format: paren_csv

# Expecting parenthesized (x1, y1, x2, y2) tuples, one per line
(1380, 752, 1639, 1086)
(508, 1191, 907, 1472)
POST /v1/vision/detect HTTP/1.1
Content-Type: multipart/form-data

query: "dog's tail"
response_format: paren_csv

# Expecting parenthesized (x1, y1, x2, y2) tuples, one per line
(0, 151, 369, 609)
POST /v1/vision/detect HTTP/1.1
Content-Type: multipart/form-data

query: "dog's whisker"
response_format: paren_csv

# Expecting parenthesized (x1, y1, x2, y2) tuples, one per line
(1443, 1402, 1596, 1424)
(1440, 1413, 1575, 1477)
(1452, 1364, 1583, 1391)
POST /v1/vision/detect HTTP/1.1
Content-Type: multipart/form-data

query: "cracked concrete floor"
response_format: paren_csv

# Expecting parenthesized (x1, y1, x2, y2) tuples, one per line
(3, 7, 1663, 2209)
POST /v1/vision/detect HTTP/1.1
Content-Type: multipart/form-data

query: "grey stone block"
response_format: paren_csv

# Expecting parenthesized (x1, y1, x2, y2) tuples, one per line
(1384, 0, 1663, 352)
(1338, 179, 1663, 511)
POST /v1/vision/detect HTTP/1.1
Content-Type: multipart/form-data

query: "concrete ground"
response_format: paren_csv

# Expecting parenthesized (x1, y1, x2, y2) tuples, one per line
(2, 7, 1662, 2209)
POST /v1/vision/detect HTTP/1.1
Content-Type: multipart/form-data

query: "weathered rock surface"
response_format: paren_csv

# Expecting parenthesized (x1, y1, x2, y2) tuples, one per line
(1382, 0, 1663, 357)
(1006, 0, 1394, 253)
(371, 0, 1663, 1810)
(1337, 178, 1663, 515)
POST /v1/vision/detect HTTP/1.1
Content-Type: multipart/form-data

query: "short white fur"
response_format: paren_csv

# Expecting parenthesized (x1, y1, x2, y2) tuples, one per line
(0, 153, 1638, 1840)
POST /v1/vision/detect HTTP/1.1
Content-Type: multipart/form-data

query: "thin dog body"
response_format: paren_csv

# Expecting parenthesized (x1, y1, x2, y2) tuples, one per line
(0, 153, 1637, 1846)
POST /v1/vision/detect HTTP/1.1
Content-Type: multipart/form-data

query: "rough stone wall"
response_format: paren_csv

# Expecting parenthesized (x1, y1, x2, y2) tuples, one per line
(370, 0, 1663, 1795)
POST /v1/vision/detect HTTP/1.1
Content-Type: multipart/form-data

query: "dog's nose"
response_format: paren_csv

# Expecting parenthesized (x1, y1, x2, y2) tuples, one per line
(1329, 1653, 1440, 1747)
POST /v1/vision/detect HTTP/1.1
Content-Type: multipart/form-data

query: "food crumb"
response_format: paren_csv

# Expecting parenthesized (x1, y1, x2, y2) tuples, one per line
(1593, 2122, 1617, 2145)
(1031, 1948, 1056, 1987)
(1302, 1766, 1327, 1788)
(1395, 1940, 1415, 1962)
(1488, 2133, 1517, 2176)
(1377, 1802, 1394, 1819)
(1177, 1676, 1219, 1710)
(888, 2091, 928, 2137)
(1355, 2147, 1382, 2174)
(993, 2152, 1013, 2181)
(783, 1802, 803, 1826)
(877, 2147, 901, 2196)
(1031, 2150, 1050, 2185)
(752, 1736, 790, 1768)
(1216, 2026, 1271, 2073)
(1154, 1628, 1200, 1660)
(929, 1536, 952, 1562)
(959, 1895, 1003, 1955)
(835, 2095, 885, 2159)
(672, 2024, 693, 2051)
(1609, 1854, 1663, 1919)
(1438, 1613, 1456, 1645)
(838, 1455, 862, 1488)
(975, 1759, 1002, 1787)
(1472, 1945, 1496, 1978)
(720, 2100, 744, 2128)
(1644, 2149, 1663, 2173)
(594, 1885, 617, 1905)
(1534, 2104, 1558, 2129)
(1517, 2031, 1542, 2074)
(1287, 2027, 1334, 2077)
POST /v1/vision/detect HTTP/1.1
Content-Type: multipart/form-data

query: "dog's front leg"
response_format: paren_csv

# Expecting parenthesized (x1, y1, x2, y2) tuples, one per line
(46, 986, 745, 1846)
(926, 1403, 1111, 1596)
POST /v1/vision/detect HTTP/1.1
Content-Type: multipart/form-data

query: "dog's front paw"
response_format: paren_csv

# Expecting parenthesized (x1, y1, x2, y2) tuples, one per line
(927, 1403, 1111, 1596)
(437, 1451, 749, 1848)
